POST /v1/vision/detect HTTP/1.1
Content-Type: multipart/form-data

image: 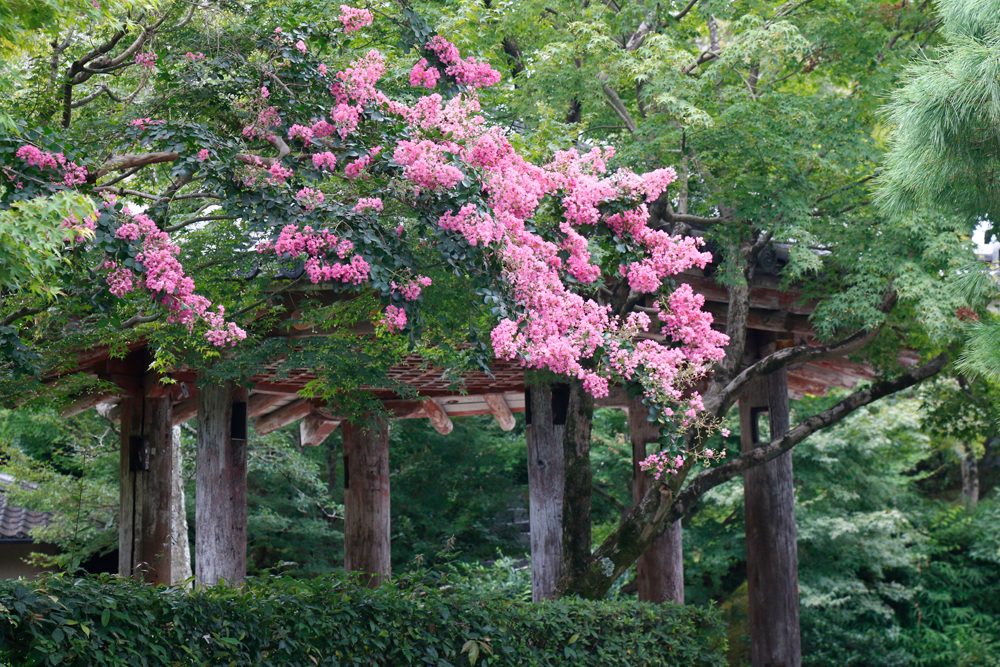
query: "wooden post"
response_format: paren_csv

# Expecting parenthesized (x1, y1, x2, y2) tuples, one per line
(627, 396, 684, 604)
(561, 379, 594, 590)
(740, 367, 801, 667)
(343, 415, 391, 586)
(118, 394, 174, 584)
(525, 382, 567, 601)
(196, 383, 249, 587)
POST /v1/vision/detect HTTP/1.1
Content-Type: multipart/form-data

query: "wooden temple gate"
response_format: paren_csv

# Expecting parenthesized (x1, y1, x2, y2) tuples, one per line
(57, 268, 906, 603)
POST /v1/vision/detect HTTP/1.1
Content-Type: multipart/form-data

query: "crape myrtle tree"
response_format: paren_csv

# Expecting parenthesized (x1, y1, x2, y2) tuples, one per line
(0, 0, 731, 570)
(0, 0, 976, 614)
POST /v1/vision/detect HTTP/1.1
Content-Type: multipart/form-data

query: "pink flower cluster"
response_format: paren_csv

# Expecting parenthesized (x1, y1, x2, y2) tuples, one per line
(107, 211, 247, 346)
(410, 59, 441, 89)
(128, 118, 165, 131)
(242, 26, 727, 421)
(296, 187, 325, 211)
(60, 211, 97, 242)
(242, 106, 280, 139)
(344, 148, 380, 179)
(312, 151, 337, 170)
(380, 305, 407, 333)
(426, 36, 501, 88)
(353, 197, 383, 212)
(15, 145, 87, 186)
(295, 40, 307, 53)
(393, 140, 464, 190)
(267, 224, 370, 285)
(640, 452, 686, 481)
(391, 276, 432, 301)
(134, 51, 157, 68)
(197, 149, 210, 161)
(185, 52, 205, 61)
(339, 5, 373, 32)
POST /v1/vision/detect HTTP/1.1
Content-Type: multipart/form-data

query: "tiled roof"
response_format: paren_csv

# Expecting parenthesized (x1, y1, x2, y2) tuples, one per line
(0, 474, 53, 541)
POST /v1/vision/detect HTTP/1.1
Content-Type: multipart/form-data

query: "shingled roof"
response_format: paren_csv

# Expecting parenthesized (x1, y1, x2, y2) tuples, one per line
(0, 474, 53, 542)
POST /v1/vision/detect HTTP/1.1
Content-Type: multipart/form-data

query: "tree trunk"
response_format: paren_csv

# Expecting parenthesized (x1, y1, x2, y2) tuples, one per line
(628, 397, 684, 604)
(118, 395, 173, 584)
(343, 415, 391, 587)
(961, 444, 980, 509)
(525, 381, 567, 601)
(170, 425, 192, 586)
(740, 369, 801, 667)
(561, 379, 595, 591)
(195, 383, 248, 587)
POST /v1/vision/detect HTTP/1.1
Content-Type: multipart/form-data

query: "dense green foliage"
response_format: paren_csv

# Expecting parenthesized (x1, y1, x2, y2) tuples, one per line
(0, 571, 726, 667)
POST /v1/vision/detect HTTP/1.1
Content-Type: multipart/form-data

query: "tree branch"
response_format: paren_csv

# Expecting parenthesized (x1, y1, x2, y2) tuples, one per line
(719, 288, 898, 409)
(1, 307, 43, 327)
(93, 152, 180, 179)
(165, 215, 235, 233)
(598, 76, 637, 133)
(666, 351, 949, 525)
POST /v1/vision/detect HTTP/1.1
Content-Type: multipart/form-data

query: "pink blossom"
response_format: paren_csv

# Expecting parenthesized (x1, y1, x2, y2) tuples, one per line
(409, 59, 441, 89)
(339, 5, 373, 32)
(266, 162, 293, 185)
(344, 147, 380, 179)
(380, 305, 407, 332)
(312, 151, 337, 170)
(295, 40, 307, 53)
(261, 86, 270, 98)
(721, 429, 731, 438)
(318, 64, 328, 75)
(134, 51, 157, 68)
(16, 145, 87, 186)
(391, 275, 432, 301)
(107, 211, 246, 345)
(425, 36, 500, 88)
(353, 197, 383, 212)
(197, 149, 210, 161)
(288, 124, 314, 144)
(296, 187, 325, 211)
(185, 52, 205, 61)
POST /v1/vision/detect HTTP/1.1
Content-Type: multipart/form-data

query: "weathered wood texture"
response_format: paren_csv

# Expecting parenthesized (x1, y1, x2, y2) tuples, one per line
(628, 397, 684, 604)
(170, 425, 192, 586)
(196, 383, 249, 587)
(525, 383, 566, 601)
(740, 369, 801, 667)
(343, 416, 391, 586)
(118, 396, 173, 584)
(300, 415, 340, 448)
(561, 380, 594, 589)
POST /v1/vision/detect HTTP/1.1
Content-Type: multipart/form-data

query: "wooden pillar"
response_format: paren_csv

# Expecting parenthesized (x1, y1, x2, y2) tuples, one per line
(740, 367, 801, 667)
(343, 415, 391, 586)
(525, 382, 567, 601)
(196, 383, 249, 587)
(562, 379, 595, 589)
(118, 394, 174, 584)
(628, 397, 684, 604)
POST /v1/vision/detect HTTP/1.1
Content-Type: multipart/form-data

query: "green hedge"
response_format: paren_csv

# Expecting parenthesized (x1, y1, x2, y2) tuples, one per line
(0, 573, 726, 667)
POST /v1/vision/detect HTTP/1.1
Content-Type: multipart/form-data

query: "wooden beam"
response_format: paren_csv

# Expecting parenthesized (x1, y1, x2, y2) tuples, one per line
(300, 416, 340, 447)
(484, 394, 516, 431)
(96, 401, 121, 424)
(421, 398, 453, 435)
(172, 399, 198, 425)
(247, 392, 287, 418)
(254, 399, 312, 435)
(60, 392, 118, 419)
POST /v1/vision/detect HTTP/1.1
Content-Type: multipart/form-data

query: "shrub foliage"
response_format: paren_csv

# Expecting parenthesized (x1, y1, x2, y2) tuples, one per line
(0, 573, 726, 667)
